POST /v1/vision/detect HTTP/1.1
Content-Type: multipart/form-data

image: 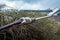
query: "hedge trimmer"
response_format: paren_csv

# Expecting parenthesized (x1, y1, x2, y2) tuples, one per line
(0, 8, 60, 30)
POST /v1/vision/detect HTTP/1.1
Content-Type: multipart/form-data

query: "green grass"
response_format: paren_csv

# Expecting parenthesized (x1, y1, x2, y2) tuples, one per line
(0, 9, 60, 40)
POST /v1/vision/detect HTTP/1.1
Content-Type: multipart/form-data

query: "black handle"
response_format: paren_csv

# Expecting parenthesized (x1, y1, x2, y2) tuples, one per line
(0, 19, 21, 30)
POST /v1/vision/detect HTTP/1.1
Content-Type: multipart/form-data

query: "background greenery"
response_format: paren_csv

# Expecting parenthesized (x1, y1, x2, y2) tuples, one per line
(0, 9, 60, 40)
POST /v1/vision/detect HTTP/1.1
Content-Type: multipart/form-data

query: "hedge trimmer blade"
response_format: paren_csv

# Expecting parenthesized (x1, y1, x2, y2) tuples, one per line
(0, 8, 60, 31)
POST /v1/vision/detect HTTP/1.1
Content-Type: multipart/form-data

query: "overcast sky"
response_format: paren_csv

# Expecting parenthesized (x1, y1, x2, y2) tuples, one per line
(0, 0, 60, 10)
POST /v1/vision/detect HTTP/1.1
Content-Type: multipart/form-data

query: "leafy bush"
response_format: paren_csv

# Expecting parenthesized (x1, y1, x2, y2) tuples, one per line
(0, 9, 60, 40)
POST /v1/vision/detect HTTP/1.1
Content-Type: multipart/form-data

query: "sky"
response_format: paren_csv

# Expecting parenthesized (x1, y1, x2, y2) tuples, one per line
(0, 0, 60, 10)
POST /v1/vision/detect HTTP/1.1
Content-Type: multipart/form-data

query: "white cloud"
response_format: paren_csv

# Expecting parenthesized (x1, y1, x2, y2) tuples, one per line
(5, 2, 16, 7)
(13, 1, 44, 10)
(0, 0, 47, 10)
(0, 0, 16, 8)
(20, 3, 43, 10)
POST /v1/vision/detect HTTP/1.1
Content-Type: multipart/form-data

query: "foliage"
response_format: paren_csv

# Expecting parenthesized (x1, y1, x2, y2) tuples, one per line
(0, 9, 60, 40)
